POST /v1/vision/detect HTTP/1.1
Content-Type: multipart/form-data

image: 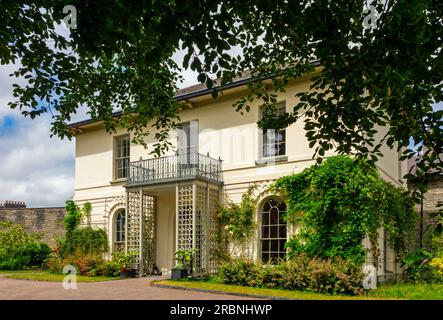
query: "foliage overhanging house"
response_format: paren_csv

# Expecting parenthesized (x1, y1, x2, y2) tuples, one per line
(70, 69, 406, 278)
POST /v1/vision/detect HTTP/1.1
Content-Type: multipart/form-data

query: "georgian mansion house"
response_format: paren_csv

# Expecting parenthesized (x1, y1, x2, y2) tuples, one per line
(70, 71, 406, 278)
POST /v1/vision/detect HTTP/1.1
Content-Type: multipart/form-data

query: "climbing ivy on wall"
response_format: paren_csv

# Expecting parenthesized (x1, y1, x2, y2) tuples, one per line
(59, 200, 108, 256)
(274, 156, 416, 266)
(64, 200, 92, 233)
(216, 185, 257, 251)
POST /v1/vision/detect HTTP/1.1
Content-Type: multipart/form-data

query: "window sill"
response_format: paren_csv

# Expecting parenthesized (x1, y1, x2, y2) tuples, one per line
(109, 178, 128, 185)
(255, 155, 288, 166)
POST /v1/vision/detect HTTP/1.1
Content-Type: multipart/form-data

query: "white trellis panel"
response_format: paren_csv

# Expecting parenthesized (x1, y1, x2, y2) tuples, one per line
(176, 182, 220, 275)
(142, 194, 155, 272)
(126, 190, 155, 275)
(176, 184, 194, 251)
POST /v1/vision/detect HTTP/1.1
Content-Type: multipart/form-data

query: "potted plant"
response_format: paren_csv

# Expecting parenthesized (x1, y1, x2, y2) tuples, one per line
(171, 249, 197, 280)
(113, 252, 137, 278)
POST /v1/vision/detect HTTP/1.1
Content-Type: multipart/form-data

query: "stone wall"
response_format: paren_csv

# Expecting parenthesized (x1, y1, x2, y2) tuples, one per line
(409, 177, 443, 249)
(0, 207, 66, 246)
(420, 178, 443, 213)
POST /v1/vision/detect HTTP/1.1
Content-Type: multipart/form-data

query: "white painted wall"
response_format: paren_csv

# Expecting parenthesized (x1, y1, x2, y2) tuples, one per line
(73, 78, 406, 273)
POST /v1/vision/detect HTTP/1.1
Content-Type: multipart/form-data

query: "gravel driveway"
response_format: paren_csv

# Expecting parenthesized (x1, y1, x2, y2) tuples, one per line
(0, 276, 256, 300)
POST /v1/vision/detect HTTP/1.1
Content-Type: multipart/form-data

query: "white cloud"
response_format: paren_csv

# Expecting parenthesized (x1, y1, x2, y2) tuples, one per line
(172, 45, 244, 89)
(0, 63, 25, 120)
(172, 48, 200, 89)
(0, 61, 75, 207)
(0, 115, 75, 207)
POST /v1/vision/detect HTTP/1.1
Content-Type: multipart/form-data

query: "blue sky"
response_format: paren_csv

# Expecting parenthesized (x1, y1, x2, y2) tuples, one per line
(0, 116, 16, 133)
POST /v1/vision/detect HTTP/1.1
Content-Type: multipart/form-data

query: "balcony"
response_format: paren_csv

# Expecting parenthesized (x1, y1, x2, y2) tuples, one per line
(127, 150, 223, 187)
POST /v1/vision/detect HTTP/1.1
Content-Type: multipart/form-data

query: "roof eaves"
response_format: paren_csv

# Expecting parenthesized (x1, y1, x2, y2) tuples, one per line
(69, 61, 321, 129)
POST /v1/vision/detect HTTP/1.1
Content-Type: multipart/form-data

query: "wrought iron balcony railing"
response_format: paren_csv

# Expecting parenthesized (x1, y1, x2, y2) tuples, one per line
(127, 150, 223, 186)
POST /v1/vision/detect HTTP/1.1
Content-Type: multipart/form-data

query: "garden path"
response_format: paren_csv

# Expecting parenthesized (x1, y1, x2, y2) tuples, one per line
(0, 276, 257, 300)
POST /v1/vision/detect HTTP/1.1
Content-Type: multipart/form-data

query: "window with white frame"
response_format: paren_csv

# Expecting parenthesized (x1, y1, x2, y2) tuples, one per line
(261, 102, 286, 158)
(114, 210, 125, 252)
(260, 197, 287, 263)
(114, 135, 130, 179)
(177, 120, 199, 166)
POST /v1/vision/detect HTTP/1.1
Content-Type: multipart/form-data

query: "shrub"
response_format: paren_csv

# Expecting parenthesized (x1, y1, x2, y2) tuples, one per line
(90, 260, 120, 277)
(429, 255, 443, 282)
(403, 248, 434, 282)
(304, 257, 364, 294)
(90, 252, 137, 277)
(258, 264, 286, 288)
(219, 258, 258, 286)
(218, 255, 364, 295)
(20, 242, 51, 266)
(0, 221, 51, 270)
(45, 253, 64, 274)
(403, 249, 443, 284)
(45, 253, 105, 276)
(58, 227, 109, 257)
(46, 251, 126, 277)
(0, 255, 31, 270)
(0, 221, 43, 247)
(0, 243, 51, 270)
(69, 254, 104, 275)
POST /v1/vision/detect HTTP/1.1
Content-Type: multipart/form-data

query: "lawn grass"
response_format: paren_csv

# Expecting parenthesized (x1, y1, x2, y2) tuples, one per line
(155, 279, 443, 300)
(368, 283, 443, 300)
(154, 280, 380, 300)
(0, 270, 41, 275)
(0, 270, 119, 282)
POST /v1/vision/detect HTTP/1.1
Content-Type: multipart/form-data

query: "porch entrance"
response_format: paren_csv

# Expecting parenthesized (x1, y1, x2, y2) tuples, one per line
(124, 150, 223, 276)
(125, 182, 221, 276)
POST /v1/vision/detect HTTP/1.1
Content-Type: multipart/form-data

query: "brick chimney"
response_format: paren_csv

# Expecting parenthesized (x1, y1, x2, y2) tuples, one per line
(1, 200, 27, 209)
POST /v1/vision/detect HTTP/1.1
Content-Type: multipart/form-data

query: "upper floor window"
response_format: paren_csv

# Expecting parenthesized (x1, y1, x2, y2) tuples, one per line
(114, 135, 130, 179)
(261, 102, 286, 158)
(177, 120, 199, 166)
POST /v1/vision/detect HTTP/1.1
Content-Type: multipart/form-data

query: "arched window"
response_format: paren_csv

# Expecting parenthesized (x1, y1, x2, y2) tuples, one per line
(115, 210, 125, 252)
(260, 197, 287, 263)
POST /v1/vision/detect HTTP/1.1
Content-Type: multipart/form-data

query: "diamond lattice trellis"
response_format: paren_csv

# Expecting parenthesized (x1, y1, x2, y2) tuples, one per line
(142, 194, 155, 272)
(177, 185, 194, 251)
(207, 186, 220, 274)
(126, 190, 155, 274)
(176, 183, 220, 275)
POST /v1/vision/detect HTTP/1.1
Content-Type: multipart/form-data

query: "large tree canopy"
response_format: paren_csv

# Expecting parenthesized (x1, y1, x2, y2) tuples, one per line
(1, 1, 442, 195)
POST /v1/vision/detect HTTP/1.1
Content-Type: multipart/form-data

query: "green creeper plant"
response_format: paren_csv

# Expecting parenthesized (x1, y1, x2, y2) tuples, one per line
(60, 200, 108, 257)
(63, 200, 92, 233)
(274, 156, 416, 266)
(216, 185, 257, 246)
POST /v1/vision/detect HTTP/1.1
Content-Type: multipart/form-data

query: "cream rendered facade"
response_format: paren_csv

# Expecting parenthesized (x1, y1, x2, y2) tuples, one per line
(73, 75, 406, 278)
